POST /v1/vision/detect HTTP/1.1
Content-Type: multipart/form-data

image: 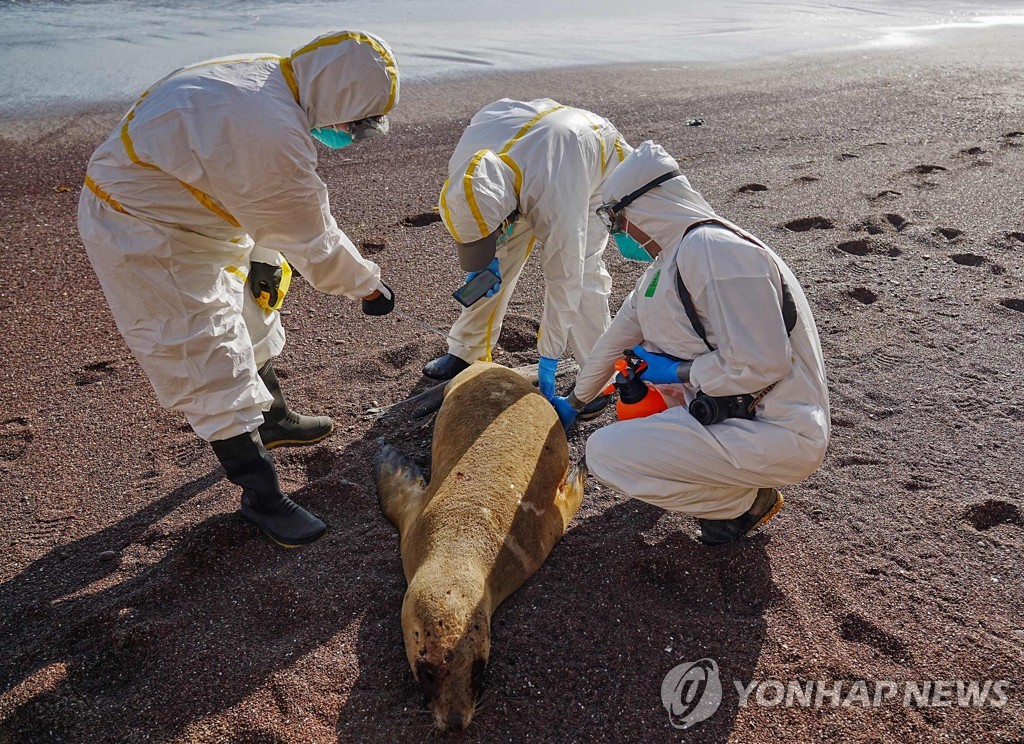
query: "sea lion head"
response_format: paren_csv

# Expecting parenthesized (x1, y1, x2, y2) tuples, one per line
(402, 574, 490, 731)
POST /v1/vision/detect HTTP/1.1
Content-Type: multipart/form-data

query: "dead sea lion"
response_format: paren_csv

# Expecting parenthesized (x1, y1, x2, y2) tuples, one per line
(373, 362, 585, 731)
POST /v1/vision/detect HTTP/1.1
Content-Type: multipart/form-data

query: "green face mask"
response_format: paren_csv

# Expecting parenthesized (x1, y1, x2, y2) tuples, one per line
(496, 217, 517, 248)
(613, 231, 654, 262)
(310, 127, 354, 149)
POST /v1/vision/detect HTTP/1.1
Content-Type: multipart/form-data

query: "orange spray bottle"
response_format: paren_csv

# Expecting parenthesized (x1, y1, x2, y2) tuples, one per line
(611, 350, 668, 420)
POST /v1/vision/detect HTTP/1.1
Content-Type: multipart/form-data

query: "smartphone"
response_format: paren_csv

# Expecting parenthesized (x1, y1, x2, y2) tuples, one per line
(453, 269, 500, 308)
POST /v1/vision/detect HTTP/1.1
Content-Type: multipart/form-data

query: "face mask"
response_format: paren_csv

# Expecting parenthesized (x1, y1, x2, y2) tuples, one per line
(614, 232, 654, 262)
(310, 127, 354, 149)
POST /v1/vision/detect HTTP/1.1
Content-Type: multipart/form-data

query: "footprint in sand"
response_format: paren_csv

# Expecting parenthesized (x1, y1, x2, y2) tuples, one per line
(737, 183, 767, 193)
(848, 287, 878, 305)
(999, 298, 1024, 313)
(401, 212, 442, 227)
(909, 164, 948, 175)
(883, 213, 909, 231)
(870, 349, 904, 372)
(360, 239, 386, 255)
(960, 146, 986, 156)
(949, 252, 1005, 274)
(793, 175, 820, 184)
(837, 239, 871, 256)
(851, 218, 885, 235)
(837, 237, 901, 258)
(902, 473, 938, 492)
(963, 499, 1023, 531)
(1000, 131, 1023, 148)
(381, 341, 422, 369)
(839, 613, 911, 662)
(1003, 231, 1024, 246)
(867, 189, 902, 203)
(835, 454, 883, 467)
(783, 216, 834, 232)
(74, 361, 116, 386)
(905, 164, 947, 189)
(182, 440, 211, 468)
(295, 447, 343, 483)
(935, 227, 962, 241)
(498, 315, 540, 353)
(849, 213, 908, 235)
(950, 253, 986, 267)
(0, 416, 33, 461)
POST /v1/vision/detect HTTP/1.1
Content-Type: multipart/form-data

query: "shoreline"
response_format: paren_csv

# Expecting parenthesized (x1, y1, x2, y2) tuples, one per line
(1, 19, 1023, 743)
(3, 2, 1023, 123)
(3, 20, 1024, 145)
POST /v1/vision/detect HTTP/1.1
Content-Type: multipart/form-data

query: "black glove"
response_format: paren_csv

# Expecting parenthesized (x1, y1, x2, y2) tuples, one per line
(248, 261, 283, 310)
(362, 281, 395, 316)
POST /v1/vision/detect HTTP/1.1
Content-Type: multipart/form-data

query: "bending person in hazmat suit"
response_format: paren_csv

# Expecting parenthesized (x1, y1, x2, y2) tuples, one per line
(78, 31, 400, 547)
(553, 142, 830, 545)
(423, 98, 632, 419)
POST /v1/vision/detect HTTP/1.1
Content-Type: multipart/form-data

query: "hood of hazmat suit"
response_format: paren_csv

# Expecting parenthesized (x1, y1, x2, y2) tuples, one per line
(78, 30, 399, 441)
(601, 141, 717, 247)
(287, 31, 399, 130)
(441, 149, 519, 269)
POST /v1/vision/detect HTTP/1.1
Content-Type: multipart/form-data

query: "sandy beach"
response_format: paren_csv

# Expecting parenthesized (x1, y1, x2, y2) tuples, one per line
(1, 23, 1023, 743)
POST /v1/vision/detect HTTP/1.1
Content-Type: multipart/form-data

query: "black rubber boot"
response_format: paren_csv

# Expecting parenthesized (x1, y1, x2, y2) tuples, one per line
(577, 393, 613, 421)
(422, 353, 471, 381)
(696, 487, 784, 546)
(210, 430, 327, 547)
(257, 361, 334, 449)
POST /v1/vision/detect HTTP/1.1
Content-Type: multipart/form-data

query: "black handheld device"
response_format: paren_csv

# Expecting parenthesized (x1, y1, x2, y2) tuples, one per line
(452, 269, 500, 308)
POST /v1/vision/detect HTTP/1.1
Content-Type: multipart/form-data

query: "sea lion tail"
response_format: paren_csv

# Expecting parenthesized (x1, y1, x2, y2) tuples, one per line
(373, 442, 428, 530)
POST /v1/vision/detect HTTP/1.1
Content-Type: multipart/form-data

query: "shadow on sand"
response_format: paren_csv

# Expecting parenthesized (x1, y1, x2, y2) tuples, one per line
(0, 396, 778, 742)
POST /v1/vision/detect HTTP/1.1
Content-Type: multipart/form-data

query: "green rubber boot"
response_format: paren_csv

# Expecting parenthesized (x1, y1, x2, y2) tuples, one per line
(257, 361, 334, 449)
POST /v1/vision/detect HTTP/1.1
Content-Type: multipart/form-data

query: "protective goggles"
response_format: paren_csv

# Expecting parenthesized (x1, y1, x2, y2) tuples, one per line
(348, 114, 390, 142)
(597, 169, 681, 234)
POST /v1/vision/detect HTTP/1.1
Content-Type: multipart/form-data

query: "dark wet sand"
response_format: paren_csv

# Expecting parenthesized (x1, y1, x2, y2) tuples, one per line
(1, 25, 1023, 743)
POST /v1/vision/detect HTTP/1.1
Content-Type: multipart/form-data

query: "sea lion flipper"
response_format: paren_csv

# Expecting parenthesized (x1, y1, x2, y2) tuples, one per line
(556, 457, 587, 527)
(373, 443, 428, 530)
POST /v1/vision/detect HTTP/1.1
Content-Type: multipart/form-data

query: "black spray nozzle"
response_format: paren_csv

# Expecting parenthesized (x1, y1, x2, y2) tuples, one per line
(613, 350, 652, 404)
(617, 349, 648, 381)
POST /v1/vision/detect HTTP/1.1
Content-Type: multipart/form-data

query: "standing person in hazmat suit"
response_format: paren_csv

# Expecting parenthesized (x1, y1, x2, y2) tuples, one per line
(78, 31, 400, 547)
(423, 98, 632, 419)
(553, 142, 830, 545)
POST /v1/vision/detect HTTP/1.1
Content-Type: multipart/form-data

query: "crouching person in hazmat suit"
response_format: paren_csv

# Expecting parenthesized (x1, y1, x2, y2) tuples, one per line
(423, 98, 632, 420)
(77, 31, 401, 547)
(553, 142, 830, 545)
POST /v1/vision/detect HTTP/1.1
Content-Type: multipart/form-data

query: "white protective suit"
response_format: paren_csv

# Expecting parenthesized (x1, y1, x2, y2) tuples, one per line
(575, 142, 831, 520)
(78, 31, 399, 441)
(438, 99, 632, 364)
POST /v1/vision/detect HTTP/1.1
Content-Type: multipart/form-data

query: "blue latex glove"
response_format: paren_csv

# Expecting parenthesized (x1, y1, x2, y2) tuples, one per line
(551, 396, 578, 430)
(632, 344, 682, 384)
(466, 257, 502, 298)
(538, 356, 558, 400)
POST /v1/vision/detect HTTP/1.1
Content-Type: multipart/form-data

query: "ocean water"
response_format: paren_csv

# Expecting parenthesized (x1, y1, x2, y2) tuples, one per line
(1, 0, 1023, 115)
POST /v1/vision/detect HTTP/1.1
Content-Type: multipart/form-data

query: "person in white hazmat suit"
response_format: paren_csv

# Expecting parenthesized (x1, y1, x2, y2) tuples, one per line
(78, 31, 400, 547)
(553, 142, 830, 545)
(423, 98, 632, 419)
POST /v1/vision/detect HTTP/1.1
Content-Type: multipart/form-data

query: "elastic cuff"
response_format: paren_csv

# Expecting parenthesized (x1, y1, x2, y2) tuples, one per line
(568, 391, 587, 411)
(675, 361, 693, 384)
